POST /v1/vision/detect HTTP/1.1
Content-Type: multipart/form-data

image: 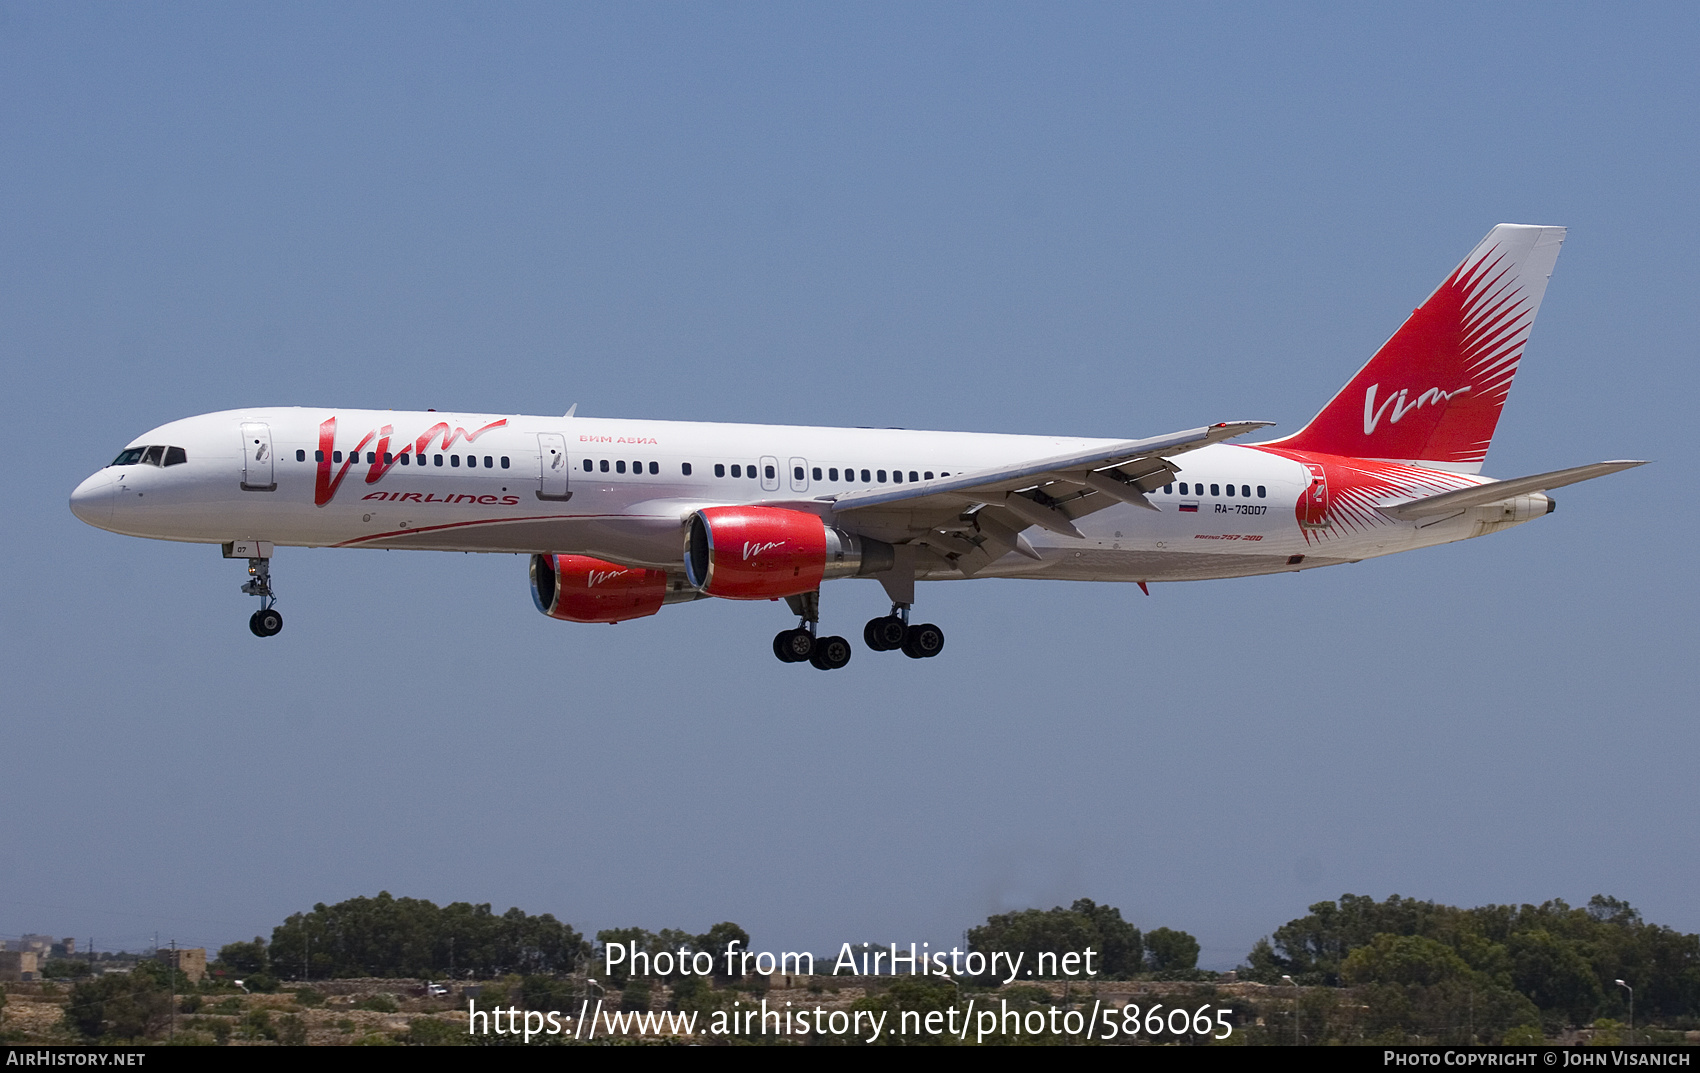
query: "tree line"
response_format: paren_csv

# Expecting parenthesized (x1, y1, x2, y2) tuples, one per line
(219, 891, 592, 985)
(33, 888, 1700, 1043)
(1243, 893, 1700, 1034)
(163, 888, 1695, 1043)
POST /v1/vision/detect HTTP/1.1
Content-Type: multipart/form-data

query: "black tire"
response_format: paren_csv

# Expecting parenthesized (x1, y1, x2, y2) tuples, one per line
(901, 622, 944, 659)
(249, 610, 267, 637)
(863, 618, 888, 651)
(809, 635, 852, 670)
(865, 615, 906, 651)
(256, 608, 284, 637)
(774, 628, 814, 663)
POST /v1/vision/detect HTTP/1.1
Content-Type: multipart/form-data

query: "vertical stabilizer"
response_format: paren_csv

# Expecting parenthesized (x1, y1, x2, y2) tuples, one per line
(1265, 224, 1566, 473)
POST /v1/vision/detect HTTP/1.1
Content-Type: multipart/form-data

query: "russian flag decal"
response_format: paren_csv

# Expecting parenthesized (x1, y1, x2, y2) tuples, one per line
(1179, 502, 1199, 513)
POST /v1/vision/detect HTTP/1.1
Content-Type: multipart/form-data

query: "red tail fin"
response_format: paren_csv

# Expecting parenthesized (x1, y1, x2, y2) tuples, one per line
(1266, 225, 1566, 473)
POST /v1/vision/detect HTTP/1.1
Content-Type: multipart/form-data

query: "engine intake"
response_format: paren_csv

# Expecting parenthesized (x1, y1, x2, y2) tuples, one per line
(531, 553, 669, 624)
(684, 506, 893, 600)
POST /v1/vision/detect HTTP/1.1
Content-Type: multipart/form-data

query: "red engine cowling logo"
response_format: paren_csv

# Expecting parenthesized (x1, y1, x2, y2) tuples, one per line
(685, 506, 828, 600)
(531, 554, 667, 623)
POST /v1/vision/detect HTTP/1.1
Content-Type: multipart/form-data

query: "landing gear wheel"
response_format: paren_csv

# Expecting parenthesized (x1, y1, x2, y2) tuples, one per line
(772, 628, 815, 663)
(863, 615, 907, 651)
(250, 608, 283, 637)
(808, 635, 853, 670)
(900, 622, 944, 659)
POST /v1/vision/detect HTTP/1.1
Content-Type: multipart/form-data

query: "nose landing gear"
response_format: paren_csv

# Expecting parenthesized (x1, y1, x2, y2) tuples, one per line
(226, 541, 282, 637)
(249, 605, 283, 638)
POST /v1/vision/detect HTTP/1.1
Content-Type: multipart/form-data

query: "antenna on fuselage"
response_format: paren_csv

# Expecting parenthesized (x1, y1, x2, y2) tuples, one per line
(564, 404, 578, 418)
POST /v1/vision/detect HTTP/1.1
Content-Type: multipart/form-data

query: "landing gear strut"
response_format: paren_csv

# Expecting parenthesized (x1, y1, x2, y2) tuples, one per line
(863, 603, 944, 659)
(773, 590, 851, 670)
(231, 544, 282, 638)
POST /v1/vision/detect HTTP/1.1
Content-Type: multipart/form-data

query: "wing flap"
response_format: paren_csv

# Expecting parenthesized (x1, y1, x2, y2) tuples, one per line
(828, 421, 1273, 528)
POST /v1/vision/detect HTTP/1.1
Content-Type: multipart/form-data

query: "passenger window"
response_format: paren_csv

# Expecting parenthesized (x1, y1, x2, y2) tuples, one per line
(296, 450, 306, 463)
(451, 455, 461, 468)
(315, 450, 325, 463)
(1163, 484, 1173, 494)
(924, 471, 934, 480)
(583, 459, 593, 472)
(731, 464, 741, 478)
(829, 468, 839, 481)
(333, 451, 343, 463)
(399, 453, 409, 465)
(909, 471, 918, 482)
(434, 454, 444, 467)
(486, 456, 494, 468)
(501, 457, 510, 469)
(682, 462, 693, 476)
(861, 469, 871, 482)
(941, 471, 949, 477)
(366, 452, 376, 464)
(599, 459, 609, 473)
(893, 470, 903, 483)
(649, 462, 658, 475)
(1225, 484, 1234, 497)
(1210, 484, 1219, 496)
(1257, 485, 1266, 498)
(383, 452, 393, 464)
(631, 460, 640, 473)
(877, 470, 887, 483)
(616, 460, 626, 474)
(795, 466, 806, 481)
(764, 464, 776, 480)
(748, 466, 757, 479)
(715, 463, 725, 477)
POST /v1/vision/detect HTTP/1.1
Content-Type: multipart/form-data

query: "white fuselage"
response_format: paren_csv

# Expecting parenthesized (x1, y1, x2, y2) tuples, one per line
(70, 407, 1545, 586)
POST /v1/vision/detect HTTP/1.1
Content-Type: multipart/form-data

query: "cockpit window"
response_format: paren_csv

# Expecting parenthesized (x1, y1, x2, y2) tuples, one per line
(109, 445, 188, 468)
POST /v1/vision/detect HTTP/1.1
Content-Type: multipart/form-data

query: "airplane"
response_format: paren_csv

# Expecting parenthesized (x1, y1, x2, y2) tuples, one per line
(69, 224, 1645, 669)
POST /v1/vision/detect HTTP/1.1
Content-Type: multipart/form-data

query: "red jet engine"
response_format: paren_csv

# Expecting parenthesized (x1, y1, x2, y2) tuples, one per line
(531, 553, 668, 624)
(684, 506, 892, 600)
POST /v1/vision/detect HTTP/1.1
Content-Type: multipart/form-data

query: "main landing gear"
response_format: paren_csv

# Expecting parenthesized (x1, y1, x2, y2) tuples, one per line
(241, 555, 283, 638)
(769, 593, 945, 668)
(772, 591, 852, 671)
(863, 603, 945, 660)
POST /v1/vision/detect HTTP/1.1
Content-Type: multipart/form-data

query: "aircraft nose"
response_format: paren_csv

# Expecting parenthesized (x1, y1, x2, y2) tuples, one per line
(70, 471, 115, 527)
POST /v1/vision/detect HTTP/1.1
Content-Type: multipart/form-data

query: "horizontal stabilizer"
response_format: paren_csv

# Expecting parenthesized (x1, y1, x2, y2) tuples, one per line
(1377, 460, 1648, 519)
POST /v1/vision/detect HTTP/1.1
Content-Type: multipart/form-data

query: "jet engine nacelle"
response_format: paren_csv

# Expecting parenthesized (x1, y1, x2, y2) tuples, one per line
(531, 553, 669, 624)
(684, 506, 893, 600)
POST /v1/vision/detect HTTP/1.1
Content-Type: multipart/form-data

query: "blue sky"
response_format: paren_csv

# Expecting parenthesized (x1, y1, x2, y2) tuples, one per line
(2, 3, 1696, 969)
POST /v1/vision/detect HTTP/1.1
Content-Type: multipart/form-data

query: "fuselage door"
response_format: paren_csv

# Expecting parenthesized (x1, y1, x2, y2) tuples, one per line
(537, 433, 572, 501)
(1298, 463, 1331, 529)
(788, 456, 810, 493)
(240, 422, 276, 491)
(760, 454, 780, 492)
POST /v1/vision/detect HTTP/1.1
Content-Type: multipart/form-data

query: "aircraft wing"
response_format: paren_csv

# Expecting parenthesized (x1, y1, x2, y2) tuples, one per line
(1376, 460, 1649, 520)
(826, 420, 1273, 572)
